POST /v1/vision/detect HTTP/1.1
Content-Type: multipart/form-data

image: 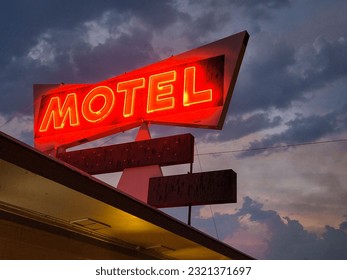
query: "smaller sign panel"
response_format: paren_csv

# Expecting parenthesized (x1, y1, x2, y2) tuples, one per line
(148, 169, 237, 208)
(56, 133, 194, 174)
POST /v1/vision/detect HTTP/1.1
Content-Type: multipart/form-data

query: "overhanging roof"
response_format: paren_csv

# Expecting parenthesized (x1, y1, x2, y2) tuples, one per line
(0, 131, 253, 260)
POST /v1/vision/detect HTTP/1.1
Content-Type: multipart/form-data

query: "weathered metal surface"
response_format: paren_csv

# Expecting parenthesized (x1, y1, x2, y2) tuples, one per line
(56, 133, 194, 174)
(148, 169, 237, 208)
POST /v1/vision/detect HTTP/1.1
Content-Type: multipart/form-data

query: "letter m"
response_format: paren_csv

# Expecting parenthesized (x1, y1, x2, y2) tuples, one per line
(39, 93, 79, 132)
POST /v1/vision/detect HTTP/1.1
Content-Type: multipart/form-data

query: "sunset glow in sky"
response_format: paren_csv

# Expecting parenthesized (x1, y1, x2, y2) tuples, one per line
(1, 0, 347, 259)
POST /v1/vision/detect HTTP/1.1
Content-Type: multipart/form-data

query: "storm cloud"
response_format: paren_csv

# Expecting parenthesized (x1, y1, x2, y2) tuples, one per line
(1, 0, 347, 260)
(195, 197, 347, 259)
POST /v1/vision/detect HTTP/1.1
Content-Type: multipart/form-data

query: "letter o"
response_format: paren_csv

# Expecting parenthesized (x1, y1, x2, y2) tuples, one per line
(82, 86, 115, 123)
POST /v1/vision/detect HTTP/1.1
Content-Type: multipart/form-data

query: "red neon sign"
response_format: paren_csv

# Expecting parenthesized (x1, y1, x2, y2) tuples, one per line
(34, 31, 249, 152)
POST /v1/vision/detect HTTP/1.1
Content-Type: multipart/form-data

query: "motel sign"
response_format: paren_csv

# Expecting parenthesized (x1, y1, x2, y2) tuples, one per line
(34, 31, 248, 153)
(33, 31, 249, 210)
(37, 56, 223, 133)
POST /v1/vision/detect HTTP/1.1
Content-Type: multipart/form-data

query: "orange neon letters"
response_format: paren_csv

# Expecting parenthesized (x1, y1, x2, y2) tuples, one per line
(117, 78, 145, 117)
(39, 93, 79, 132)
(81, 86, 115, 123)
(147, 70, 176, 113)
(183, 66, 212, 106)
(38, 62, 219, 133)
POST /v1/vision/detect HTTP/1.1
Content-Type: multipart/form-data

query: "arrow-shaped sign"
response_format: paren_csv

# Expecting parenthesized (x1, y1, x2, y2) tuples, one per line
(34, 31, 249, 152)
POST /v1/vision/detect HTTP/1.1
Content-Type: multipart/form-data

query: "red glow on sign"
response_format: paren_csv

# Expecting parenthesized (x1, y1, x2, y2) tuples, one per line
(184, 66, 213, 106)
(39, 93, 79, 132)
(35, 56, 224, 147)
(147, 70, 176, 113)
(34, 30, 250, 152)
(81, 86, 115, 123)
(117, 78, 145, 118)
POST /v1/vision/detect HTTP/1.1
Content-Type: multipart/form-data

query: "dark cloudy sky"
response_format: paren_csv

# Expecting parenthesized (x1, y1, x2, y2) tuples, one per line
(1, 0, 347, 259)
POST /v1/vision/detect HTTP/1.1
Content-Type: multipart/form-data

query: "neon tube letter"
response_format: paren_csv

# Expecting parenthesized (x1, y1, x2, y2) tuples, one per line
(147, 70, 176, 113)
(183, 66, 212, 106)
(39, 93, 79, 132)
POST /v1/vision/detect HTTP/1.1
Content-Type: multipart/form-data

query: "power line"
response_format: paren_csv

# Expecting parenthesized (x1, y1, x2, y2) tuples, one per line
(209, 205, 220, 240)
(1, 102, 346, 156)
(192, 137, 347, 238)
(195, 144, 203, 172)
(194, 144, 221, 240)
(195, 138, 347, 156)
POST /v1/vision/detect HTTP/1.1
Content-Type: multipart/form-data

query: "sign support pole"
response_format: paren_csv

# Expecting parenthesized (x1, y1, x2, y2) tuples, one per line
(188, 204, 192, 226)
(117, 122, 163, 203)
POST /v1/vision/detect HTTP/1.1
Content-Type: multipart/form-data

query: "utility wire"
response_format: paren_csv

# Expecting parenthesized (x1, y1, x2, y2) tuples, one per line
(209, 205, 220, 240)
(195, 144, 203, 172)
(195, 143, 221, 240)
(195, 138, 347, 156)
(193, 138, 347, 241)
